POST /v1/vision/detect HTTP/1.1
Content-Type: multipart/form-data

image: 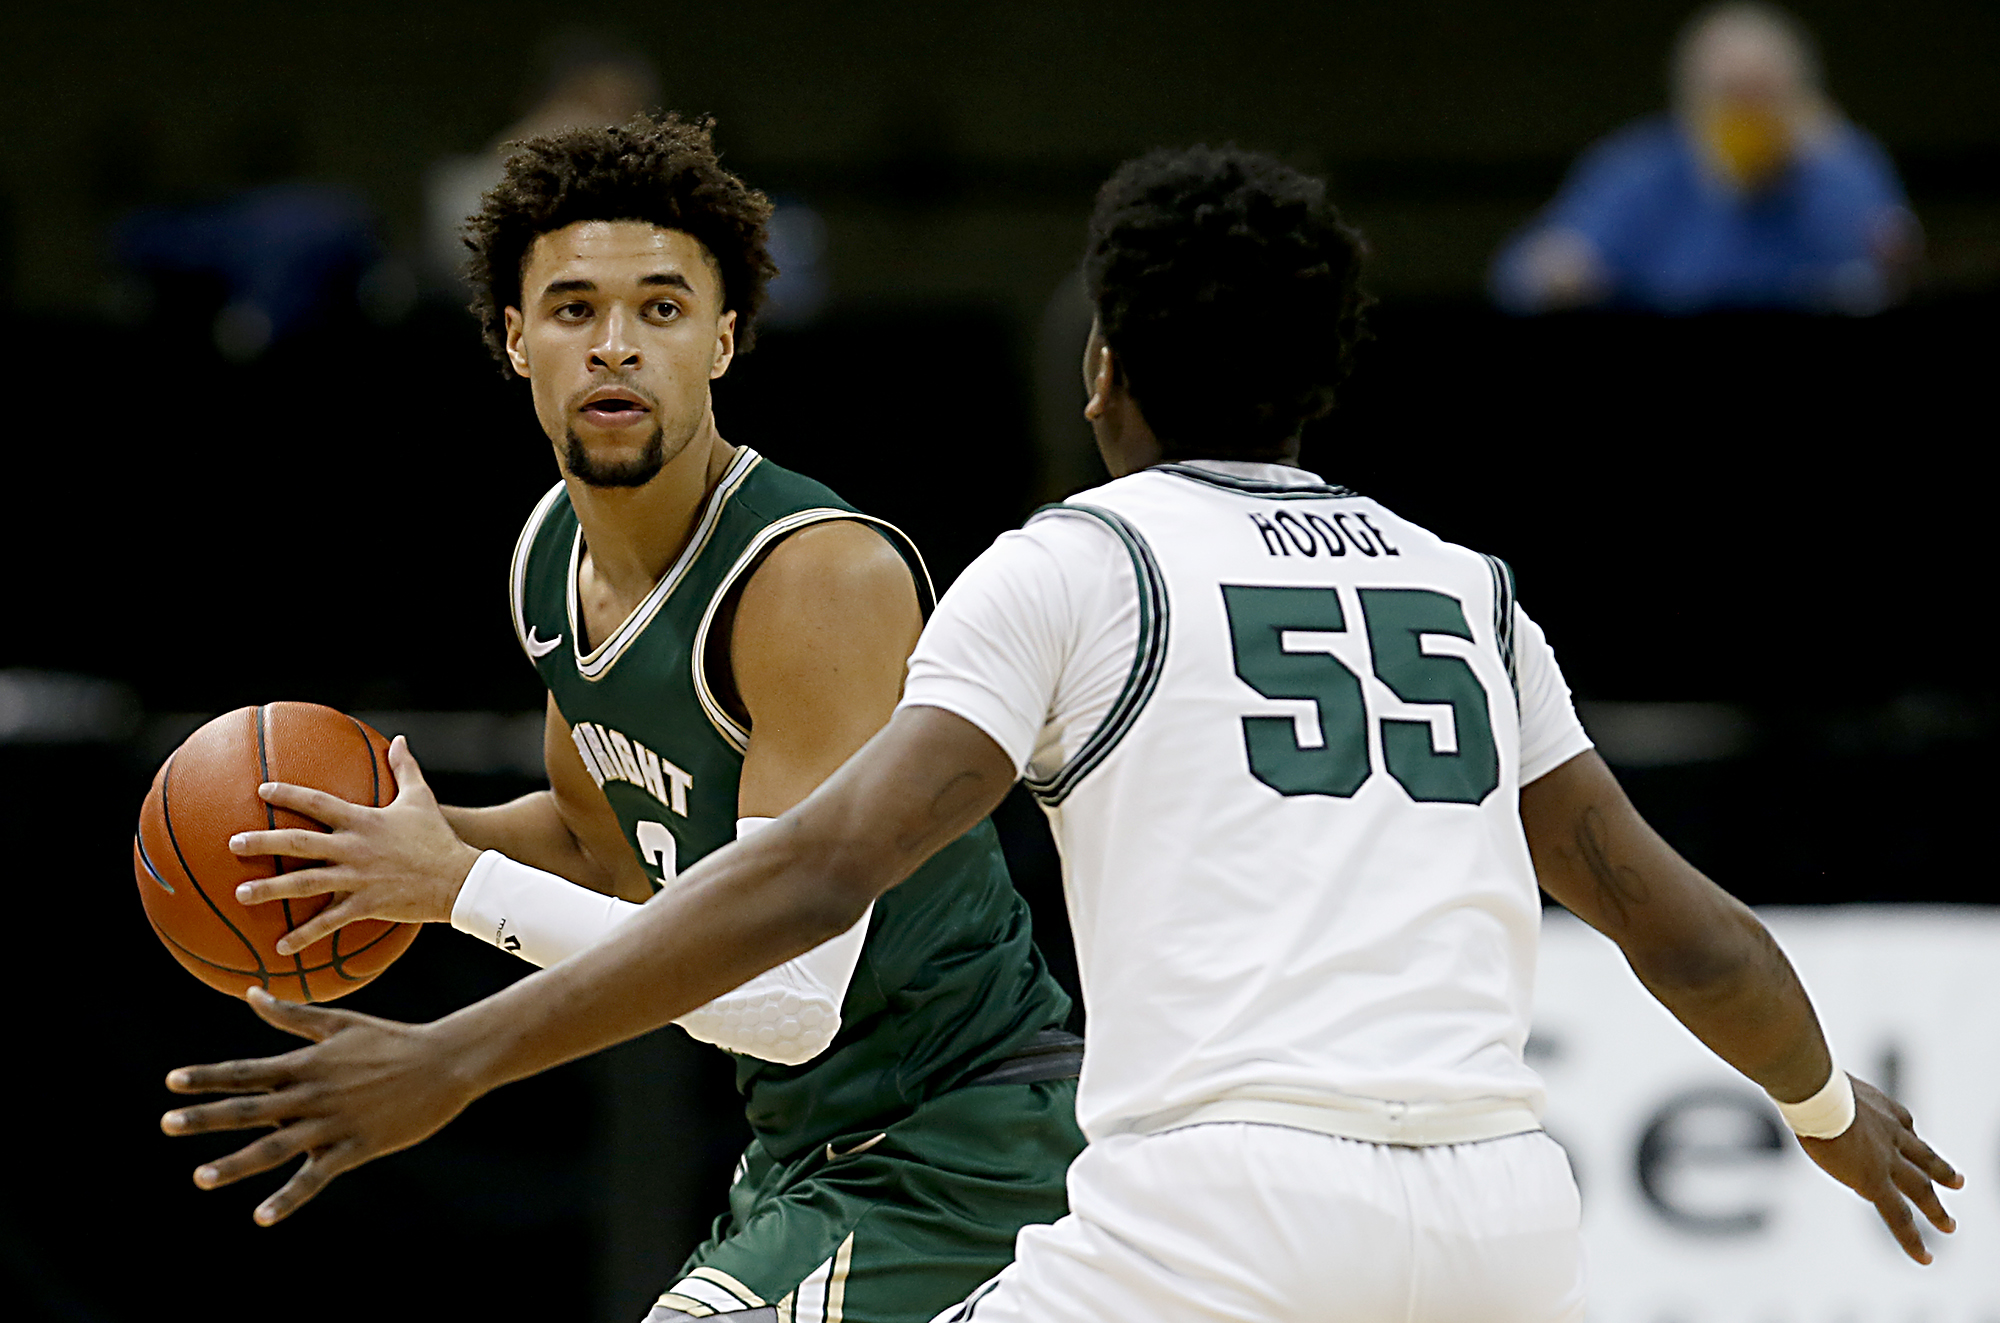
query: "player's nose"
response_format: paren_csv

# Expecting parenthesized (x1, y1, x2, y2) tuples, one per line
(589, 307, 641, 371)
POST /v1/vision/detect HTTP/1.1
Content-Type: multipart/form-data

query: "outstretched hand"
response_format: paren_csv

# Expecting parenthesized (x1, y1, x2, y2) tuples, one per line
(1800, 1075, 1963, 1264)
(162, 988, 480, 1225)
(228, 736, 480, 954)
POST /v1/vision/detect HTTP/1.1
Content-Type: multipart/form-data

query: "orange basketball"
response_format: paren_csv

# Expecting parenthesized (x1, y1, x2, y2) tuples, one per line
(134, 702, 419, 1002)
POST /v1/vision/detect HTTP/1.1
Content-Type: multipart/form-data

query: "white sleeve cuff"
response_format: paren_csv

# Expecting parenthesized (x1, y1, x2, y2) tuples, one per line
(895, 687, 1035, 777)
(449, 850, 641, 968)
(1513, 605, 1596, 786)
(897, 522, 1096, 778)
(673, 815, 870, 1066)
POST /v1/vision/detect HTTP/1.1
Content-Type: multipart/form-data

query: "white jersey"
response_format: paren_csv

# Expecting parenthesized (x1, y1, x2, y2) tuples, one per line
(900, 460, 1593, 1144)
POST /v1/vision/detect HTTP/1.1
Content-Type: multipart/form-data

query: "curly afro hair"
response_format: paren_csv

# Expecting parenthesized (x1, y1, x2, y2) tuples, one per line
(464, 113, 777, 374)
(1084, 146, 1371, 459)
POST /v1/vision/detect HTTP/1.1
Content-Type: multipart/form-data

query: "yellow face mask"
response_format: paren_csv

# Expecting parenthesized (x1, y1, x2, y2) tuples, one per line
(1700, 102, 1794, 188)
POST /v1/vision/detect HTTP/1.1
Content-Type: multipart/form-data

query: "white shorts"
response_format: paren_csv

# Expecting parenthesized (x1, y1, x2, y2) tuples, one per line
(933, 1123, 1584, 1323)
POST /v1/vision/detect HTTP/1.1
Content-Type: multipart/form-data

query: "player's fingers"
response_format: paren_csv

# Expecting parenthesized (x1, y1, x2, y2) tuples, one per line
(1893, 1157, 1957, 1234)
(253, 1145, 350, 1226)
(232, 861, 346, 903)
(274, 899, 366, 956)
(385, 736, 435, 805)
(257, 781, 365, 828)
(1872, 1187, 1932, 1265)
(190, 1119, 328, 1191)
(229, 828, 346, 865)
(162, 1088, 307, 1136)
(1901, 1131, 1965, 1190)
(245, 986, 359, 1042)
(165, 1048, 307, 1095)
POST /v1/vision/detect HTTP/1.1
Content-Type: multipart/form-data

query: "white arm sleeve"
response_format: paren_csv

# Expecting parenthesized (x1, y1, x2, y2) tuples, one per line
(449, 817, 871, 1065)
(672, 820, 872, 1064)
(1514, 605, 1595, 785)
(449, 848, 638, 967)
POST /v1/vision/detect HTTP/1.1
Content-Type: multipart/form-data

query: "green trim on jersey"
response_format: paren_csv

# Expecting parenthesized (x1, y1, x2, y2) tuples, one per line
(510, 450, 1073, 1164)
(1021, 503, 1171, 808)
(1480, 553, 1520, 706)
(1153, 462, 1357, 500)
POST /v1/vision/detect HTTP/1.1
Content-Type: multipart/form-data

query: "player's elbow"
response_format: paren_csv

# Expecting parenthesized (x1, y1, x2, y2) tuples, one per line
(676, 987, 844, 1064)
(739, 814, 878, 949)
(790, 828, 893, 939)
(752, 1013, 843, 1066)
(818, 869, 883, 941)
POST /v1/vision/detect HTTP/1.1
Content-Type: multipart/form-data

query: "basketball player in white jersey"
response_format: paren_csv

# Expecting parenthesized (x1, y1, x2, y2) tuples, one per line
(164, 145, 1960, 1321)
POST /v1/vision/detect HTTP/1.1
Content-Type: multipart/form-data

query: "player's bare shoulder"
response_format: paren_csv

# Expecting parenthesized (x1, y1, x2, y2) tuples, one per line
(734, 519, 925, 659)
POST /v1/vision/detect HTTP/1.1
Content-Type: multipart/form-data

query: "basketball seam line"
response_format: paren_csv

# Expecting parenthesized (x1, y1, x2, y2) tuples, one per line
(257, 705, 313, 1000)
(134, 832, 175, 894)
(158, 747, 273, 990)
(147, 911, 405, 977)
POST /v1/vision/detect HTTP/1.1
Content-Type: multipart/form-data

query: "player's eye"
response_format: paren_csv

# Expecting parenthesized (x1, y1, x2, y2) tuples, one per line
(648, 300, 681, 322)
(553, 302, 591, 322)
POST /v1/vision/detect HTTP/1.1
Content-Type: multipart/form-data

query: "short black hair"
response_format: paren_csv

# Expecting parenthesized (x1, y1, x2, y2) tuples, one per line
(464, 113, 777, 374)
(1084, 145, 1370, 459)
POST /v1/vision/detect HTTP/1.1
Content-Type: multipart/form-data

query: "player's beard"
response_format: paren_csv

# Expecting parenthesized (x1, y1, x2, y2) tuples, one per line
(565, 421, 666, 488)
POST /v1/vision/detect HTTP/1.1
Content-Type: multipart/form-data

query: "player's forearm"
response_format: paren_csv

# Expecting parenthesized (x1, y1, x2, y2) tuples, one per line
(1525, 752, 1834, 1104)
(431, 706, 1013, 1096)
(1624, 894, 1833, 1104)
(438, 808, 875, 1093)
(441, 793, 607, 890)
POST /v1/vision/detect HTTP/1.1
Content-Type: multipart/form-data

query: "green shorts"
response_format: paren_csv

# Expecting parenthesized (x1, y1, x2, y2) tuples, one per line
(645, 1077, 1083, 1323)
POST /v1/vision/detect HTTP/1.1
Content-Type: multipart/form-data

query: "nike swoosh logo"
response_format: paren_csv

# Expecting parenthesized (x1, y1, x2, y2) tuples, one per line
(824, 1132, 887, 1162)
(525, 627, 564, 658)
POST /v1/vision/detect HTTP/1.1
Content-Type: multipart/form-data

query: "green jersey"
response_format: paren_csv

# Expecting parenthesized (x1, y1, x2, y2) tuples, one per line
(508, 447, 1073, 1163)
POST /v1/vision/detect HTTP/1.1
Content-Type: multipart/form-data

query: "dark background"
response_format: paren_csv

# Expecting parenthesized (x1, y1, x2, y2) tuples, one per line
(2, 3, 1995, 1320)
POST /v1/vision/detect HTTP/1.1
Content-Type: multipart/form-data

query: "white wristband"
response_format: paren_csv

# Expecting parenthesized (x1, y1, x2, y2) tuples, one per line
(1775, 1062, 1856, 1140)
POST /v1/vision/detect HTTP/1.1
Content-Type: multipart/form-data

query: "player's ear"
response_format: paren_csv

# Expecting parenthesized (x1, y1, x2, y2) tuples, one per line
(504, 307, 531, 378)
(710, 309, 738, 381)
(1083, 344, 1118, 421)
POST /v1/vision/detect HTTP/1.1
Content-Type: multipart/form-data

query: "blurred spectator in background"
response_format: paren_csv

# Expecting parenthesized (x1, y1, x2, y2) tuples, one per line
(112, 117, 394, 361)
(422, 33, 828, 326)
(422, 32, 661, 294)
(1492, 3, 1917, 315)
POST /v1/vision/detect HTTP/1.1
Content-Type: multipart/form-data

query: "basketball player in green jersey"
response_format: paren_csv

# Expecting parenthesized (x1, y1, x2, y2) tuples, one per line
(205, 115, 1083, 1323)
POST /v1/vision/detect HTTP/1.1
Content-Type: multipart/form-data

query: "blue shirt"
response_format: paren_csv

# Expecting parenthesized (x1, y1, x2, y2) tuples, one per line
(1492, 115, 1911, 314)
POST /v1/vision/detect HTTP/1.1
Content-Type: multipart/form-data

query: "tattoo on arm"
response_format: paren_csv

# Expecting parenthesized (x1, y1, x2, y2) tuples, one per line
(1575, 804, 1651, 927)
